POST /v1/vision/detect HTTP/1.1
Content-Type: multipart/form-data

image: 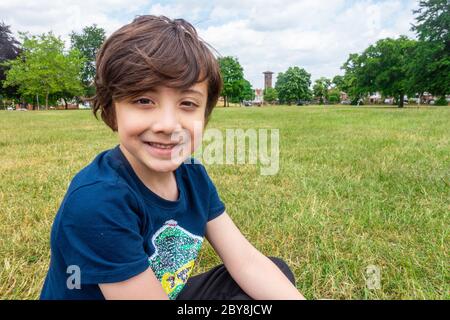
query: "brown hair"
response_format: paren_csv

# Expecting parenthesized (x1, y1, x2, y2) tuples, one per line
(90, 15, 222, 131)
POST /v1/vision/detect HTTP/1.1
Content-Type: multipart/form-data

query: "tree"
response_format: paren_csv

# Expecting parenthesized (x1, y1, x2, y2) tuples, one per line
(263, 87, 278, 104)
(3, 32, 85, 109)
(313, 77, 331, 104)
(70, 25, 106, 97)
(218, 56, 245, 107)
(340, 53, 366, 104)
(406, 41, 439, 100)
(343, 37, 416, 108)
(328, 88, 341, 104)
(412, 0, 449, 45)
(332, 75, 345, 91)
(275, 66, 312, 104)
(0, 21, 21, 100)
(366, 36, 416, 108)
(240, 79, 255, 102)
(410, 0, 450, 98)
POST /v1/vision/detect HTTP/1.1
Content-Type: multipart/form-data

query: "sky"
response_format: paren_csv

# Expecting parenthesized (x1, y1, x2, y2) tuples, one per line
(0, 0, 419, 89)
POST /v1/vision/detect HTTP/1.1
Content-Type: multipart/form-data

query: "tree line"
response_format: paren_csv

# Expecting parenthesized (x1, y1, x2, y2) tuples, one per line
(215, 0, 449, 108)
(0, 22, 256, 110)
(0, 0, 448, 109)
(0, 24, 105, 109)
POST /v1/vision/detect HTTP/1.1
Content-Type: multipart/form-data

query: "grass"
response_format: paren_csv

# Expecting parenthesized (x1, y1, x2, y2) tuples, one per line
(0, 104, 448, 299)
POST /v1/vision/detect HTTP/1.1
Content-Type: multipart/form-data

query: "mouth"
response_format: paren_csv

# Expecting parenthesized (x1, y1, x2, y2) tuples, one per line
(143, 141, 180, 150)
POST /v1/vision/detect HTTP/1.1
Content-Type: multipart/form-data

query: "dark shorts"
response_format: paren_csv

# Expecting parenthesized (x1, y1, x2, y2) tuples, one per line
(176, 256, 296, 300)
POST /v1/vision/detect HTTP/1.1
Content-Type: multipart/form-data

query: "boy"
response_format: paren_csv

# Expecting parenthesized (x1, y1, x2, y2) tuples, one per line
(40, 15, 305, 300)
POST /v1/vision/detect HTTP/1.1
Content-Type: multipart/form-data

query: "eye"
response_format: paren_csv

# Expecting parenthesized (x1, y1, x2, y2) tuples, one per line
(133, 98, 154, 106)
(181, 101, 199, 108)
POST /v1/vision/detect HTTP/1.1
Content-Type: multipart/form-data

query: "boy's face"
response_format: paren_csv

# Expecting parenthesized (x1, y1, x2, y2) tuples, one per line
(114, 80, 208, 173)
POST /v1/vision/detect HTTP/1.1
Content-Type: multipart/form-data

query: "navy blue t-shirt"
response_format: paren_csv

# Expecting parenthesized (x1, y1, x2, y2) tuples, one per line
(40, 145, 225, 300)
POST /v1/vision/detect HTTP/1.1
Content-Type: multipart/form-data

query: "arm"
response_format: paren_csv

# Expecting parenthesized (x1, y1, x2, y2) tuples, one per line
(206, 211, 305, 300)
(99, 267, 169, 300)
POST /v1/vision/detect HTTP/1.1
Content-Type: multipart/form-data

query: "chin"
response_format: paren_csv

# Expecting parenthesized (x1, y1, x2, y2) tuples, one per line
(144, 157, 184, 173)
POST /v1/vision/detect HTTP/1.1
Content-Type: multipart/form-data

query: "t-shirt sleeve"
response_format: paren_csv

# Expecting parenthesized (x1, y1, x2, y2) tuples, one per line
(56, 182, 150, 285)
(198, 164, 226, 221)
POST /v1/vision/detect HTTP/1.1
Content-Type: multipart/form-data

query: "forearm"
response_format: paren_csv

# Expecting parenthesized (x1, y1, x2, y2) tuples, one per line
(229, 250, 305, 300)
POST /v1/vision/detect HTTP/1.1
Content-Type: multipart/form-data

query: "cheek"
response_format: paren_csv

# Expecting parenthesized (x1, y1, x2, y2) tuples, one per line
(185, 121, 205, 152)
(116, 109, 149, 139)
(178, 108, 204, 131)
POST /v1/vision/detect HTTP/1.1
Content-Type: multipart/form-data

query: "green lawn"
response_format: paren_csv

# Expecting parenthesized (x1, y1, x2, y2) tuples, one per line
(0, 105, 448, 299)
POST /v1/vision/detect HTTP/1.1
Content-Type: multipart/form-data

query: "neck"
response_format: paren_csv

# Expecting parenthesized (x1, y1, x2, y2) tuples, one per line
(119, 144, 175, 193)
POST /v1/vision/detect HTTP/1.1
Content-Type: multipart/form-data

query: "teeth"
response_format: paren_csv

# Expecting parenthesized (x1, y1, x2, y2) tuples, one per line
(148, 142, 175, 149)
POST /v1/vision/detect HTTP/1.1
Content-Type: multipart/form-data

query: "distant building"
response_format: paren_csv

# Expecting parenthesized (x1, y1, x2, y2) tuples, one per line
(368, 92, 382, 104)
(254, 88, 263, 104)
(55, 103, 79, 110)
(263, 71, 274, 90)
(421, 92, 435, 104)
(14, 103, 33, 110)
(340, 92, 349, 102)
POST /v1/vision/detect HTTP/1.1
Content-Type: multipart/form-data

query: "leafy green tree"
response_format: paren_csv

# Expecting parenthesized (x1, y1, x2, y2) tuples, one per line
(434, 96, 448, 105)
(406, 41, 440, 100)
(313, 77, 331, 104)
(218, 56, 244, 107)
(70, 24, 106, 96)
(239, 79, 255, 102)
(412, 0, 449, 44)
(263, 87, 278, 104)
(365, 36, 416, 108)
(275, 66, 312, 104)
(410, 0, 450, 98)
(328, 88, 341, 104)
(332, 75, 344, 91)
(340, 53, 366, 104)
(343, 37, 416, 108)
(0, 21, 21, 101)
(3, 32, 85, 109)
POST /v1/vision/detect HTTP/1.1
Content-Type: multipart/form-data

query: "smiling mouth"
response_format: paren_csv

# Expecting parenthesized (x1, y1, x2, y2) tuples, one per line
(144, 141, 179, 149)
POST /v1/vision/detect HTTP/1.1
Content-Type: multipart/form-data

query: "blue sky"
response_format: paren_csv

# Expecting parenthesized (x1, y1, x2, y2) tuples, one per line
(1, 0, 419, 89)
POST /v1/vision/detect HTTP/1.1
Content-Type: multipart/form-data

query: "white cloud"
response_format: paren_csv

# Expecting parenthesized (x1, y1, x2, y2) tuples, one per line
(0, 0, 419, 88)
(199, 0, 418, 87)
(0, 0, 147, 47)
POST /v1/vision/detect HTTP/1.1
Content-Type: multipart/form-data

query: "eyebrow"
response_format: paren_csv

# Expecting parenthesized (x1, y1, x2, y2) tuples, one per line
(142, 88, 204, 97)
(180, 88, 205, 97)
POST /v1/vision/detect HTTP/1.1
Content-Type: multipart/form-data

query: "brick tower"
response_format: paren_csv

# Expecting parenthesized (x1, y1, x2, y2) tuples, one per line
(263, 71, 274, 90)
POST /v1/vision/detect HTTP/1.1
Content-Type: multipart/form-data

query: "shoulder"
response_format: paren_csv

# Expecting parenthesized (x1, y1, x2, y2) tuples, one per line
(66, 180, 139, 207)
(68, 147, 120, 188)
(61, 180, 142, 227)
(64, 147, 142, 211)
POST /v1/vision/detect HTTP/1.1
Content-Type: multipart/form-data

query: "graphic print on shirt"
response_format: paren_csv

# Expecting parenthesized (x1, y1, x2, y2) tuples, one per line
(148, 219, 203, 299)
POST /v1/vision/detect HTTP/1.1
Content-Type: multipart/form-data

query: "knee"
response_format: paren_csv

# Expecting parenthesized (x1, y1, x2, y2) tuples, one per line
(268, 256, 296, 286)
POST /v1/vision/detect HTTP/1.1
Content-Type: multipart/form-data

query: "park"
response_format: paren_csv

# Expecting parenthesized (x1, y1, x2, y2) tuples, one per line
(0, 104, 448, 299)
(0, 0, 448, 301)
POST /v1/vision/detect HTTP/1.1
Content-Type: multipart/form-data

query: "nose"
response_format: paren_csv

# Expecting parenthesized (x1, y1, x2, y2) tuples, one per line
(151, 105, 180, 135)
